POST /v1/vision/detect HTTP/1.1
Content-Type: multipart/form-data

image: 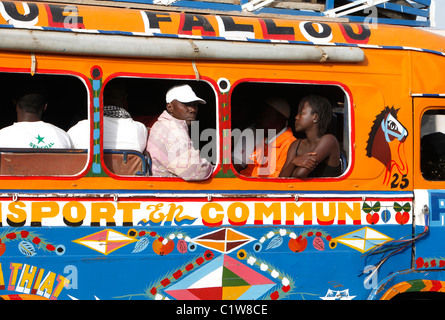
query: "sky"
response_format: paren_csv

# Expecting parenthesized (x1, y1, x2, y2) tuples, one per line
(434, 0, 445, 28)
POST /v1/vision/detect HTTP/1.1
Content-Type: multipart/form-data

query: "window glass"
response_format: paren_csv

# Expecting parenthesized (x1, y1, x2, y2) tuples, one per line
(231, 82, 349, 179)
(0, 72, 88, 176)
(101, 77, 217, 179)
(421, 109, 445, 180)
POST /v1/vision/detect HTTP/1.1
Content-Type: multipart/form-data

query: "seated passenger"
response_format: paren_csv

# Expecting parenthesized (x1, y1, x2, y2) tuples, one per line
(0, 89, 72, 148)
(279, 95, 340, 178)
(68, 79, 148, 153)
(146, 84, 213, 181)
(232, 123, 256, 173)
(238, 97, 296, 177)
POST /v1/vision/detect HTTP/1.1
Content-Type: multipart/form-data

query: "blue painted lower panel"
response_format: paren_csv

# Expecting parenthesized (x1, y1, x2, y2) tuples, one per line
(0, 224, 415, 300)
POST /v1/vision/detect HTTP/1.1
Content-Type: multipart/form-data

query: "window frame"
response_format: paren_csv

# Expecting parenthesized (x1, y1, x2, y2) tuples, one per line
(419, 107, 445, 181)
(414, 98, 445, 189)
(100, 73, 221, 181)
(228, 78, 354, 181)
(0, 69, 92, 179)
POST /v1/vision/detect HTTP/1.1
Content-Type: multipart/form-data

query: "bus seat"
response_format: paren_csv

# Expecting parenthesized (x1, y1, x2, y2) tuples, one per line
(145, 151, 152, 176)
(103, 149, 148, 176)
(0, 148, 87, 176)
(0, 148, 149, 177)
(340, 151, 348, 174)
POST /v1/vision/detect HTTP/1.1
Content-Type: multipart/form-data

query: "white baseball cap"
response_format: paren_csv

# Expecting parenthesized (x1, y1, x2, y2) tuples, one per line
(265, 97, 290, 119)
(166, 85, 206, 104)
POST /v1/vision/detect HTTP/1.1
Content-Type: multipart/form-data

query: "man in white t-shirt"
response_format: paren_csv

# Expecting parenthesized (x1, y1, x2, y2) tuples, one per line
(68, 79, 147, 153)
(0, 91, 72, 149)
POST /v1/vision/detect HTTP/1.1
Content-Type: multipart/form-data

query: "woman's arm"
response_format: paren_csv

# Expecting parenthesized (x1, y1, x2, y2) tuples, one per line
(291, 134, 340, 178)
(279, 140, 317, 177)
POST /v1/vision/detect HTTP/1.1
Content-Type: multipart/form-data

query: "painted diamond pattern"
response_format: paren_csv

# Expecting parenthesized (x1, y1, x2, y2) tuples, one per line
(191, 228, 255, 253)
(165, 254, 275, 300)
(73, 229, 137, 255)
(333, 227, 393, 253)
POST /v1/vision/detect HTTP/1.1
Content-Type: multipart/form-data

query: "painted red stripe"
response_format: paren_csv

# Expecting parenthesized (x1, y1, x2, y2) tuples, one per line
(430, 280, 443, 292)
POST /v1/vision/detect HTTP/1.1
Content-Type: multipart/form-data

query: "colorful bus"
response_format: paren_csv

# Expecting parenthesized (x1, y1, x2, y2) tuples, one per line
(0, 0, 444, 301)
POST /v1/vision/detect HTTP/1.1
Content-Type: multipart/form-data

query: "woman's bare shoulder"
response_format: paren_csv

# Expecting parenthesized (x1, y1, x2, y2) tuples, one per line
(320, 134, 339, 145)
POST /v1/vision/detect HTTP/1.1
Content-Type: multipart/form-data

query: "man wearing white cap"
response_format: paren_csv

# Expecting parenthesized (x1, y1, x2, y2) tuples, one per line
(238, 97, 297, 178)
(146, 84, 213, 180)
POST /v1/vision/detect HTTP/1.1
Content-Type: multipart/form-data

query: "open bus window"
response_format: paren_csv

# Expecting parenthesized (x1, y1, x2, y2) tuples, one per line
(421, 109, 445, 180)
(100, 77, 217, 179)
(0, 72, 88, 176)
(231, 82, 349, 179)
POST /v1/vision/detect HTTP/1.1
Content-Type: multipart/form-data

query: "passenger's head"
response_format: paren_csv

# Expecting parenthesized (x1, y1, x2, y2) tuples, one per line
(15, 83, 48, 122)
(297, 95, 333, 136)
(104, 78, 127, 108)
(165, 84, 206, 124)
(16, 92, 47, 114)
(255, 97, 291, 132)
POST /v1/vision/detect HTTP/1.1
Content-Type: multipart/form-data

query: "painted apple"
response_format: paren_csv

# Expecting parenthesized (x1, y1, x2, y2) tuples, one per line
(288, 236, 308, 253)
(395, 211, 410, 225)
(366, 213, 379, 225)
(152, 238, 174, 256)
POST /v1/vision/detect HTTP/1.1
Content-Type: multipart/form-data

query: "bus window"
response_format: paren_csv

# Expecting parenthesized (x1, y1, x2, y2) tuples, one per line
(231, 82, 349, 178)
(100, 77, 217, 178)
(0, 73, 88, 176)
(421, 109, 445, 180)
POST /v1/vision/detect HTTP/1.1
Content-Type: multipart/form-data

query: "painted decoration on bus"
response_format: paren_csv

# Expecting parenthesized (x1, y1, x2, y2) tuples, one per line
(0, 224, 400, 300)
(0, 197, 412, 299)
(366, 106, 409, 188)
(0, 198, 412, 227)
(429, 191, 445, 226)
(0, 220, 407, 300)
(0, 262, 69, 300)
(0, 1, 373, 45)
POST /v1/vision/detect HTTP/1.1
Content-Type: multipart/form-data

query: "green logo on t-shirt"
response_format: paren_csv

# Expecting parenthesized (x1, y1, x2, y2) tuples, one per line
(36, 135, 45, 144)
(29, 134, 54, 148)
